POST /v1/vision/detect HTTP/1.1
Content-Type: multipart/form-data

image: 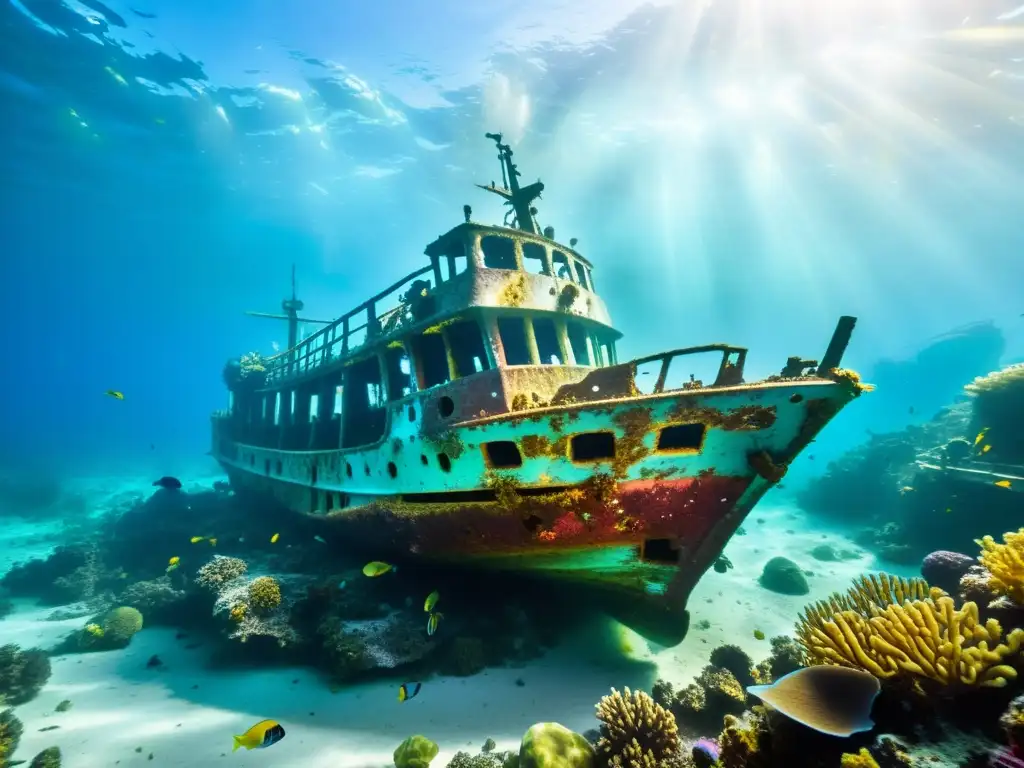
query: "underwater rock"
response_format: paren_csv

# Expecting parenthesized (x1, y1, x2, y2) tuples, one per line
(342, 612, 437, 670)
(0, 644, 51, 705)
(921, 550, 975, 594)
(444, 751, 516, 768)
(519, 723, 594, 768)
(1, 546, 103, 605)
(758, 558, 809, 596)
(28, 746, 61, 768)
(809, 544, 860, 563)
(394, 735, 439, 768)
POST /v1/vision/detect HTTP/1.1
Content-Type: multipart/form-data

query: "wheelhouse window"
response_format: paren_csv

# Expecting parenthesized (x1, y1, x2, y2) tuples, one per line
(497, 317, 531, 366)
(567, 322, 591, 366)
(273, 392, 282, 425)
(481, 235, 517, 270)
(521, 242, 548, 275)
(412, 331, 451, 389)
(309, 394, 319, 423)
(552, 251, 574, 281)
(385, 345, 415, 400)
(439, 240, 469, 282)
(533, 318, 563, 365)
(446, 319, 491, 377)
(573, 261, 591, 290)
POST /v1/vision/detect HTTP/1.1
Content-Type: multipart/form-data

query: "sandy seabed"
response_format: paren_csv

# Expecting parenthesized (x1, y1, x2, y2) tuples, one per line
(0, 481, 908, 768)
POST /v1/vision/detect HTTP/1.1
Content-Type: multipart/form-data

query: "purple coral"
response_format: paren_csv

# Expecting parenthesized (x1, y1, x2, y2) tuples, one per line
(692, 737, 720, 768)
(921, 550, 974, 594)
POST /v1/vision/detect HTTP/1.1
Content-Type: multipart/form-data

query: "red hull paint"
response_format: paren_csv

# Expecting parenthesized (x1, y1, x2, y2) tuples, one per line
(325, 474, 752, 559)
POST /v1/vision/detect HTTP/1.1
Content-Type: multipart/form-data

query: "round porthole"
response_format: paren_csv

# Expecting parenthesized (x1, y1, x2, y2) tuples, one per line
(345, 463, 353, 478)
(438, 396, 455, 418)
(408, 405, 416, 422)
(438, 453, 452, 472)
(420, 454, 428, 466)
(387, 462, 398, 479)
(789, 393, 804, 404)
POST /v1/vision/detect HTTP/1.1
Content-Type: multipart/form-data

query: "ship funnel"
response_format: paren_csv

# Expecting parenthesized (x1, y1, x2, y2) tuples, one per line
(543, 226, 555, 239)
(818, 316, 857, 373)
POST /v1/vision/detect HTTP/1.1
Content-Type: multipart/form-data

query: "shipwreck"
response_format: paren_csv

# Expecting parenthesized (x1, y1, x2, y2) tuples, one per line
(213, 133, 868, 647)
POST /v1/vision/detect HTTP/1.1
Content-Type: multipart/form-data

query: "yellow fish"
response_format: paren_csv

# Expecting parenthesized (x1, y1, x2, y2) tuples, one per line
(190, 536, 205, 544)
(994, 480, 1012, 489)
(362, 561, 396, 577)
(208, 538, 218, 547)
(424, 590, 440, 613)
(426, 612, 443, 636)
(753, 629, 765, 640)
(232, 719, 286, 752)
(398, 682, 422, 702)
(105, 390, 124, 400)
(168, 556, 180, 566)
(975, 428, 989, 446)
(270, 533, 280, 544)
(981, 445, 992, 454)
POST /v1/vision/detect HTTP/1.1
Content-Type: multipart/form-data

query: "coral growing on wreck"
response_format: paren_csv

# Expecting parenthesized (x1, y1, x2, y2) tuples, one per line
(594, 688, 681, 767)
(976, 528, 1024, 605)
(799, 594, 1023, 688)
(965, 363, 1024, 463)
(0, 645, 51, 705)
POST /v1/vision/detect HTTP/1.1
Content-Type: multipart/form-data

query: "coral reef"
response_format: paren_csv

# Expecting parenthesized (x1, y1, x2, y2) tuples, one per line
(964, 363, 1024, 463)
(921, 550, 976, 594)
(0, 709, 23, 768)
(594, 688, 681, 767)
(116, 576, 188, 619)
(28, 746, 61, 768)
(102, 606, 144, 644)
(976, 529, 1024, 605)
(758, 557, 809, 595)
(839, 748, 879, 768)
(394, 735, 439, 768)
(1000, 694, 1024, 751)
(445, 751, 517, 768)
(212, 573, 298, 647)
(0, 645, 51, 705)
(709, 644, 756, 687)
(757, 636, 805, 682)
(247, 576, 282, 615)
(800, 594, 1023, 688)
(195, 556, 248, 590)
(520, 723, 593, 768)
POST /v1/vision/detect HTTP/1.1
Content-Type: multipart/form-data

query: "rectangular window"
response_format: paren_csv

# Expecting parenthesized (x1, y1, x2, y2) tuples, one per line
(481, 235, 517, 270)
(521, 242, 548, 275)
(309, 393, 319, 423)
(533, 317, 563, 365)
(228, 391, 235, 413)
(273, 392, 282, 425)
(412, 332, 450, 388)
(385, 345, 415, 400)
(447, 319, 491, 378)
(289, 391, 297, 419)
(262, 396, 268, 420)
(574, 261, 590, 290)
(333, 385, 344, 415)
(567, 323, 591, 366)
(440, 242, 469, 282)
(498, 317, 531, 366)
(552, 251, 574, 281)
(342, 356, 387, 448)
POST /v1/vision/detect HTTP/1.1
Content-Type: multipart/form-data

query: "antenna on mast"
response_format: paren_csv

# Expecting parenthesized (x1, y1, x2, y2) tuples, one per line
(244, 265, 333, 358)
(476, 132, 545, 235)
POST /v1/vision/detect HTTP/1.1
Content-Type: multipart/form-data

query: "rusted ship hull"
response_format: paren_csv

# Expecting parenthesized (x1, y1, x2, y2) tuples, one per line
(215, 374, 857, 646)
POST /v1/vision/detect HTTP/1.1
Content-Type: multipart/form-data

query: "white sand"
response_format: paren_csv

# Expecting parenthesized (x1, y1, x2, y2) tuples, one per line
(0, 482, 905, 768)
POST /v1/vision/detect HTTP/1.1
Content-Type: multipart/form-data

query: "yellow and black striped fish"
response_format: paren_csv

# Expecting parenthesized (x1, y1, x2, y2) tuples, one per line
(398, 682, 422, 702)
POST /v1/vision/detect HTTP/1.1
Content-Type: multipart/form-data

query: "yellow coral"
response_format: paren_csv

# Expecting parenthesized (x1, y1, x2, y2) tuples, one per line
(230, 604, 247, 623)
(801, 595, 1023, 688)
(84, 623, 104, 638)
(594, 687, 680, 767)
(797, 573, 930, 645)
(976, 528, 1024, 605)
(247, 576, 282, 615)
(826, 367, 875, 395)
(840, 748, 880, 768)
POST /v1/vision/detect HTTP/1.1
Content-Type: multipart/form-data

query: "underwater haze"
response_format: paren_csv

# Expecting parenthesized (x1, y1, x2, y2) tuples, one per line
(3, 1, 1024, 767)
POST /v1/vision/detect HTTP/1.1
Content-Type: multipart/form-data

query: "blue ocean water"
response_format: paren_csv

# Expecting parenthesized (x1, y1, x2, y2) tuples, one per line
(2, 1, 1024, 767)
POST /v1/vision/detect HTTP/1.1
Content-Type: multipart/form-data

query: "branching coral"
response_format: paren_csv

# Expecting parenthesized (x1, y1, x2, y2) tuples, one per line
(800, 595, 1023, 688)
(247, 577, 282, 615)
(976, 528, 1024, 605)
(595, 687, 681, 768)
(797, 573, 932, 646)
(839, 748, 879, 768)
(212, 577, 296, 647)
(195, 556, 248, 590)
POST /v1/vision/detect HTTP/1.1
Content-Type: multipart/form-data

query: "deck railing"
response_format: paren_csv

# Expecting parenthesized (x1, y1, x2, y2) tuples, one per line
(263, 264, 435, 384)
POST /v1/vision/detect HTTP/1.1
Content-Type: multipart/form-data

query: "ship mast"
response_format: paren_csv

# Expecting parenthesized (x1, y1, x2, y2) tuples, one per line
(244, 264, 332, 362)
(475, 132, 545, 235)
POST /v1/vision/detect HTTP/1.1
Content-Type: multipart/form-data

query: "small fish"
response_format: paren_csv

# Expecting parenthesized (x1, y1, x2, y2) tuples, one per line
(337, 580, 347, 590)
(314, 535, 327, 544)
(232, 719, 286, 752)
(899, 486, 914, 495)
(208, 537, 217, 547)
(753, 629, 765, 640)
(362, 561, 396, 578)
(190, 536, 206, 544)
(153, 476, 182, 490)
(270, 533, 280, 544)
(168, 556, 180, 567)
(995, 480, 1013, 489)
(105, 390, 124, 400)
(982, 444, 992, 454)
(426, 612, 443, 636)
(398, 682, 422, 702)
(945, 507, 953, 514)
(975, 428, 989, 446)
(424, 590, 440, 612)
(712, 555, 732, 574)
